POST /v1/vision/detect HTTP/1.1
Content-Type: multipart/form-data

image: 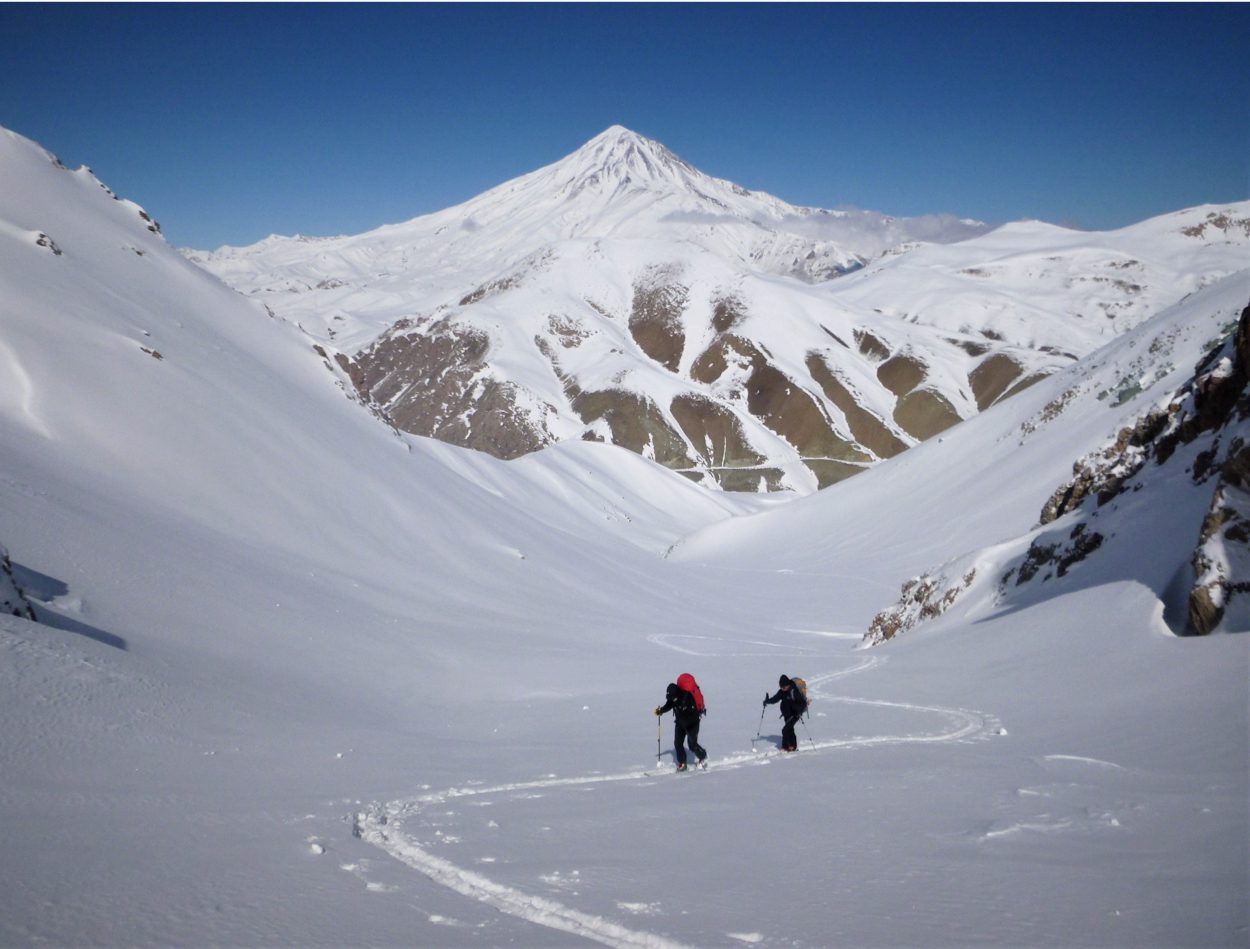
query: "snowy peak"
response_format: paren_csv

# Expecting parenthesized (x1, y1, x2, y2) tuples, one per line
(567, 126, 690, 180)
(479, 124, 784, 224)
(551, 126, 708, 199)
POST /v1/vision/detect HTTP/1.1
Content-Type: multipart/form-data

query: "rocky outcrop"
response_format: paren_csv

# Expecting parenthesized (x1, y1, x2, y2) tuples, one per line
(866, 567, 977, 645)
(352, 317, 554, 460)
(864, 300, 1250, 646)
(1190, 449, 1250, 634)
(629, 267, 687, 373)
(1, 545, 36, 621)
(1030, 301, 1250, 633)
(1006, 523, 1105, 587)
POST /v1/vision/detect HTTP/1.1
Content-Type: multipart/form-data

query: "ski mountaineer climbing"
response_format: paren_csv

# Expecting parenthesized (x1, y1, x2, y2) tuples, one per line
(654, 675, 707, 771)
(763, 674, 807, 752)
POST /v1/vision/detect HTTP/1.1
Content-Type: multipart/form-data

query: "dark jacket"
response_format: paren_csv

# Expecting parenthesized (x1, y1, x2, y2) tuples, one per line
(765, 682, 807, 720)
(657, 682, 701, 725)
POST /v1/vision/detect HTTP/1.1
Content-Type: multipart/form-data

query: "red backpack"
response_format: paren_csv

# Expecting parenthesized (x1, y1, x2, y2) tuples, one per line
(676, 672, 706, 713)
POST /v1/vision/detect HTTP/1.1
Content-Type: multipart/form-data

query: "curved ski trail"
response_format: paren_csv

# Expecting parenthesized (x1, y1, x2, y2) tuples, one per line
(355, 650, 1000, 948)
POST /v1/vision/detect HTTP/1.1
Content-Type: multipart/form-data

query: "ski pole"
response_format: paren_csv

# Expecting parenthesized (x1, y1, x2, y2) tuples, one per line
(800, 714, 816, 750)
(751, 699, 766, 748)
(656, 712, 662, 764)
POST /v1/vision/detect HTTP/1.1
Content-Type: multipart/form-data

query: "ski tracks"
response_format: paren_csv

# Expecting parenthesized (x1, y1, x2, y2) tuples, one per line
(353, 647, 1001, 948)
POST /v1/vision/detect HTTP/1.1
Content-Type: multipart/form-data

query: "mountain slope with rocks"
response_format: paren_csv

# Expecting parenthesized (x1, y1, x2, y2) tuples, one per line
(192, 131, 1247, 492)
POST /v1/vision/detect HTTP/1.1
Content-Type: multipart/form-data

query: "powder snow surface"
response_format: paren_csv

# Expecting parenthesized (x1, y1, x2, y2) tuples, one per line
(0, 125, 1246, 947)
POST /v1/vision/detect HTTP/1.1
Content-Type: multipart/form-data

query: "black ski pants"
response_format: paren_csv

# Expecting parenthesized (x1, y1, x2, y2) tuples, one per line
(673, 716, 706, 766)
(781, 715, 799, 751)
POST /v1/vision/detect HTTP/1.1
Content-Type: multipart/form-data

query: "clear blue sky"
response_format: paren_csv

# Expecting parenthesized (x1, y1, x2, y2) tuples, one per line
(3, 3, 1246, 249)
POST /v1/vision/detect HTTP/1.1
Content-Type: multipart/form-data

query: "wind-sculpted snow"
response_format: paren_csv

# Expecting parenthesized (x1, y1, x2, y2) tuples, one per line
(356, 651, 999, 947)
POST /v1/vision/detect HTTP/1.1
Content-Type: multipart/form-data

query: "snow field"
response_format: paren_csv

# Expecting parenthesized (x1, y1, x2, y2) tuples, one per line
(0, 123, 1245, 947)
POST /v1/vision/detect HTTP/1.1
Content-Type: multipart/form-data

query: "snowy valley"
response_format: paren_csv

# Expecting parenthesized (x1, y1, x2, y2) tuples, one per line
(1, 122, 1247, 947)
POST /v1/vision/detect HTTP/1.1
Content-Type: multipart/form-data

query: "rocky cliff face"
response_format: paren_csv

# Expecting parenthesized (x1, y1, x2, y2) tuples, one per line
(1027, 303, 1249, 633)
(865, 291, 1250, 644)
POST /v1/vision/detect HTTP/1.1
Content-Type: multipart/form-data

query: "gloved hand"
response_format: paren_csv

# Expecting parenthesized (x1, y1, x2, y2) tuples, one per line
(654, 707, 663, 716)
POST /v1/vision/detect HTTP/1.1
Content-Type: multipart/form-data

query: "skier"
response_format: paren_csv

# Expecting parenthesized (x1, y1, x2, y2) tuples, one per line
(763, 674, 807, 752)
(654, 681, 707, 771)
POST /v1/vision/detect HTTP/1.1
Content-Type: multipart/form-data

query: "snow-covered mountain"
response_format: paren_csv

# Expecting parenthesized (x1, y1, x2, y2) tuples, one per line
(190, 127, 1249, 493)
(1, 123, 1246, 947)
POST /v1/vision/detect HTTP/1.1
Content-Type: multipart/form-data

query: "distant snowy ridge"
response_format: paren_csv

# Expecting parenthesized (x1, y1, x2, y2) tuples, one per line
(190, 127, 1249, 493)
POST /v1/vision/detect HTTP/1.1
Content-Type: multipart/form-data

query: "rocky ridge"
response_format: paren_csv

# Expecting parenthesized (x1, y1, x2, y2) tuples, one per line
(866, 291, 1250, 643)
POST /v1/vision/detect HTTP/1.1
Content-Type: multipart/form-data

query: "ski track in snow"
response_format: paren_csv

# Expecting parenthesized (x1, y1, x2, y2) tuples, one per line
(355, 644, 1001, 948)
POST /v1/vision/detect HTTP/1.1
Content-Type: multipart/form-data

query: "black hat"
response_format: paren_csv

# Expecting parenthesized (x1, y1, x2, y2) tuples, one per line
(779, 675, 791, 687)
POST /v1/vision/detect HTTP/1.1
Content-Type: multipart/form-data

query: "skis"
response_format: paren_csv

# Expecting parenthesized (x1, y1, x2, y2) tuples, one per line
(643, 759, 708, 777)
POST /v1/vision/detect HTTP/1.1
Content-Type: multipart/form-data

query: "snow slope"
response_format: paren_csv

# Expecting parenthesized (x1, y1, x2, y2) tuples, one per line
(1, 125, 1246, 947)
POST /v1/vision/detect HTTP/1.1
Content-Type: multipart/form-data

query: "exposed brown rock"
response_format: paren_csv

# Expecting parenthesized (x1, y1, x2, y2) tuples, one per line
(744, 359, 869, 463)
(709, 466, 788, 492)
(711, 293, 747, 333)
(1188, 435, 1250, 634)
(893, 389, 961, 441)
(352, 319, 551, 460)
(876, 353, 926, 396)
(1180, 211, 1250, 239)
(854, 329, 890, 361)
(1041, 302, 1250, 526)
(804, 459, 868, 488)
(629, 272, 687, 372)
(572, 388, 694, 468)
(547, 314, 593, 349)
(805, 354, 909, 459)
(669, 393, 765, 468)
(866, 568, 977, 644)
(949, 338, 991, 357)
(1000, 371, 1051, 402)
(969, 353, 1026, 410)
(690, 334, 752, 384)
(1012, 523, 1105, 585)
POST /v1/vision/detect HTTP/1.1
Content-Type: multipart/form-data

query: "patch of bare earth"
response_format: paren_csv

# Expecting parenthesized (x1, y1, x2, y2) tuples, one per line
(572, 388, 694, 468)
(854, 329, 890, 361)
(350, 318, 552, 460)
(876, 352, 927, 397)
(629, 268, 687, 373)
(669, 393, 765, 469)
(969, 353, 1026, 410)
(893, 389, 962, 441)
(806, 354, 909, 460)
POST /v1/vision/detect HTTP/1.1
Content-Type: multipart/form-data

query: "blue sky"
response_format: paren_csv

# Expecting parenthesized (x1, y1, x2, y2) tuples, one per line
(3, 3, 1246, 249)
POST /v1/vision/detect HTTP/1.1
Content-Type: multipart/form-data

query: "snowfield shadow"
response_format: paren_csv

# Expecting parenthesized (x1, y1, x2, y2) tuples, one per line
(10, 562, 127, 650)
